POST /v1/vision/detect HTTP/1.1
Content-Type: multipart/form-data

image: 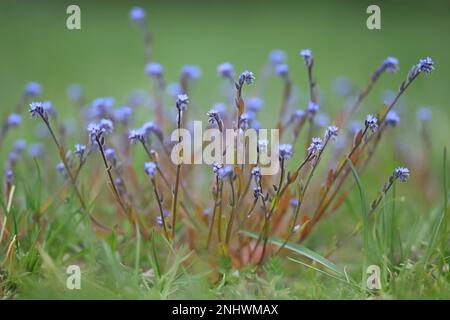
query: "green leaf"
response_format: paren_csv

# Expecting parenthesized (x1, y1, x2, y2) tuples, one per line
(241, 230, 350, 280)
(347, 159, 369, 290)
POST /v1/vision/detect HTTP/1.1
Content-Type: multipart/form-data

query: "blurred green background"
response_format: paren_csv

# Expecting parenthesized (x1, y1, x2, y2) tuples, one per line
(0, 0, 449, 187)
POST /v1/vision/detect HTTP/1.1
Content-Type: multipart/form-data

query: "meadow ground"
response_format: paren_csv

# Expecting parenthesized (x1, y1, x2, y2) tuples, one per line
(0, 0, 449, 299)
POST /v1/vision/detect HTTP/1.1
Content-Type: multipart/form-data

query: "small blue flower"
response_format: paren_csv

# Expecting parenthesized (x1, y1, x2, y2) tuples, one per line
(207, 109, 221, 125)
(176, 94, 189, 111)
(67, 84, 83, 101)
(417, 57, 434, 75)
(290, 198, 299, 208)
(325, 126, 339, 141)
(217, 165, 233, 180)
(212, 163, 223, 175)
(211, 103, 227, 117)
(14, 139, 26, 153)
(130, 6, 146, 24)
(239, 113, 251, 130)
(417, 107, 432, 122)
(9, 152, 18, 165)
(142, 121, 163, 141)
(6, 169, 14, 184)
(365, 114, 378, 132)
(307, 101, 320, 116)
(42, 101, 57, 118)
(251, 167, 261, 182)
(105, 148, 117, 165)
(308, 137, 323, 154)
(246, 97, 264, 113)
(279, 144, 293, 160)
(300, 49, 313, 66)
(382, 56, 399, 74)
(314, 113, 329, 128)
(145, 63, 164, 78)
(217, 62, 234, 79)
(28, 143, 44, 157)
(91, 97, 115, 118)
(7, 113, 22, 127)
(269, 49, 286, 66)
(386, 110, 400, 126)
(395, 167, 410, 182)
(25, 82, 41, 97)
(74, 144, 87, 160)
(56, 162, 66, 177)
(113, 106, 133, 124)
(238, 70, 255, 86)
(293, 109, 305, 121)
(29, 102, 48, 120)
(181, 65, 202, 80)
(128, 128, 145, 144)
(275, 63, 289, 78)
(144, 161, 157, 178)
(99, 119, 114, 134)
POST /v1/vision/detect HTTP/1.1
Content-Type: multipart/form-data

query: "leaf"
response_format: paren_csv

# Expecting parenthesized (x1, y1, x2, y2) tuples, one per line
(347, 159, 369, 290)
(240, 230, 349, 279)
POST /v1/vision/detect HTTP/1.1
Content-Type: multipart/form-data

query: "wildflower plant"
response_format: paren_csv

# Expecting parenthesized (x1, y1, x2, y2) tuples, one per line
(0, 4, 446, 301)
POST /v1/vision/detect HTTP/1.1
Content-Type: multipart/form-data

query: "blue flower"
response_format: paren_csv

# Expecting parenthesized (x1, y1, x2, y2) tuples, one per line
(246, 97, 264, 113)
(308, 137, 323, 154)
(67, 84, 83, 101)
(417, 107, 432, 122)
(25, 82, 41, 97)
(382, 56, 399, 74)
(212, 163, 223, 175)
(217, 62, 234, 79)
(300, 49, 313, 66)
(28, 143, 43, 157)
(128, 128, 145, 144)
(5, 169, 14, 184)
(275, 63, 289, 78)
(239, 113, 251, 130)
(130, 6, 146, 24)
(91, 97, 115, 118)
(105, 148, 117, 165)
(386, 111, 400, 126)
(7, 113, 22, 127)
(99, 119, 114, 134)
(145, 63, 164, 78)
(176, 94, 189, 111)
(29, 102, 47, 120)
(279, 144, 293, 160)
(293, 109, 305, 121)
(217, 165, 233, 180)
(113, 106, 133, 124)
(56, 162, 66, 177)
(269, 49, 286, 66)
(365, 114, 378, 132)
(325, 126, 339, 141)
(314, 113, 329, 128)
(395, 167, 410, 182)
(74, 144, 87, 159)
(181, 65, 202, 80)
(307, 101, 320, 116)
(207, 109, 221, 125)
(417, 57, 434, 75)
(144, 161, 157, 178)
(142, 121, 163, 141)
(238, 71, 255, 86)
(14, 139, 26, 153)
